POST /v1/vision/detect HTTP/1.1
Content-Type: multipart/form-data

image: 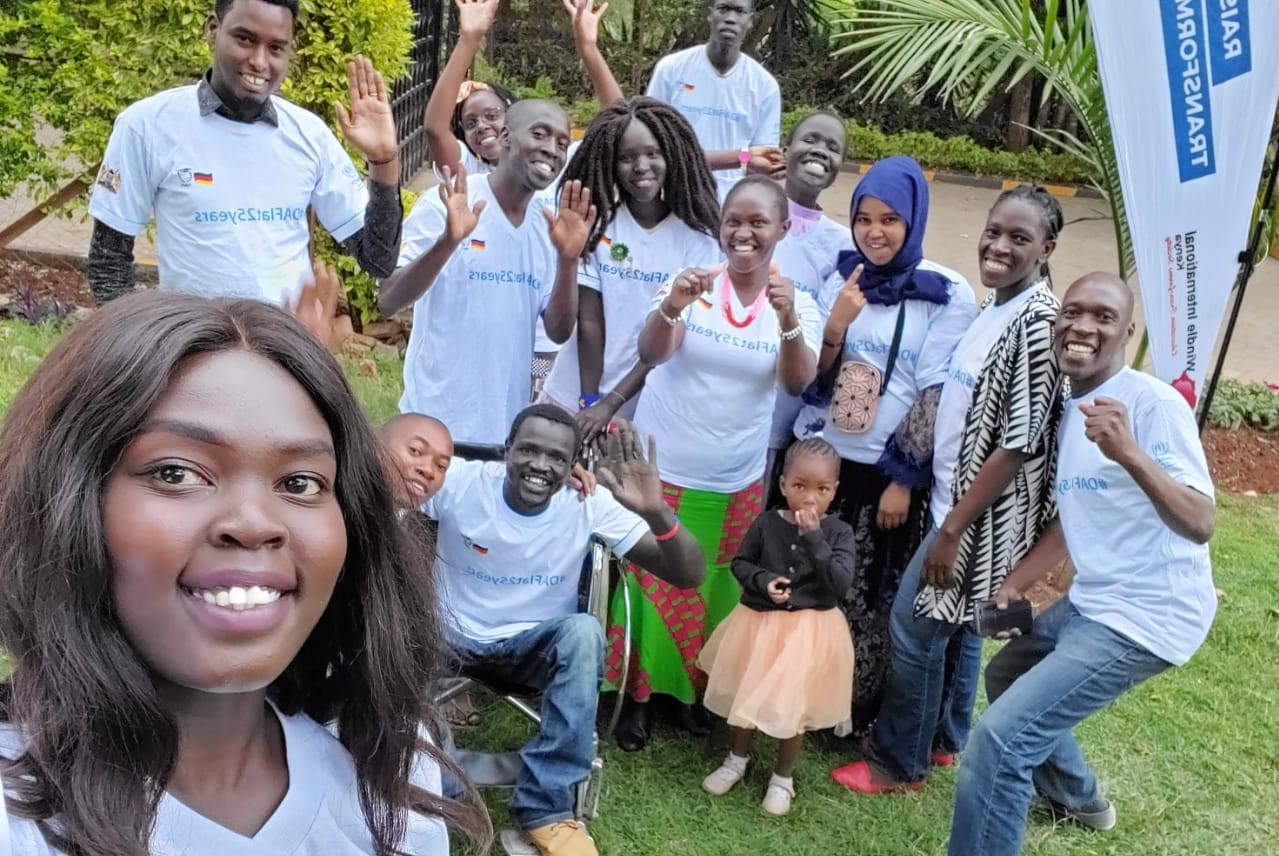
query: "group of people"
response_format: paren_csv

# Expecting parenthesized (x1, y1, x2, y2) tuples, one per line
(0, 0, 1219, 855)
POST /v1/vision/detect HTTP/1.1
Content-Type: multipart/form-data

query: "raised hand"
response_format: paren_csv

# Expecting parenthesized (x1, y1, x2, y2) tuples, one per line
(542, 180, 597, 260)
(827, 263, 867, 331)
(567, 461, 597, 500)
(292, 260, 343, 352)
(335, 56, 398, 164)
(766, 576, 792, 605)
(457, 0, 501, 39)
(593, 420, 665, 516)
(766, 272, 796, 319)
(666, 265, 722, 312)
(439, 163, 486, 244)
(1079, 396, 1138, 465)
(562, 0, 609, 47)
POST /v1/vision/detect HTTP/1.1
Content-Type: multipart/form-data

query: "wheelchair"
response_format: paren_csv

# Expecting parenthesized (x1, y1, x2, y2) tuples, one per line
(434, 443, 634, 854)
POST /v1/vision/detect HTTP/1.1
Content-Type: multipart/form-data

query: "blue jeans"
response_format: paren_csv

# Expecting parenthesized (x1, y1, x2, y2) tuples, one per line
(866, 527, 984, 782)
(449, 614, 604, 830)
(947, 597, 1171, 856)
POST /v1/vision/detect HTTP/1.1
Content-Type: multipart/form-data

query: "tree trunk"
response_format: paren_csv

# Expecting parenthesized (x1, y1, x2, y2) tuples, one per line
(1006, 77, 1032, 152)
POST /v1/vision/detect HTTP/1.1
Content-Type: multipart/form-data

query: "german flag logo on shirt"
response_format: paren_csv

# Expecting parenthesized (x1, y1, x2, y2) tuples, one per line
(462, 536, 490, 556)
(193, 172, 214, 186)
(681, 83, 695, 92)
(469, 239, 486, 250)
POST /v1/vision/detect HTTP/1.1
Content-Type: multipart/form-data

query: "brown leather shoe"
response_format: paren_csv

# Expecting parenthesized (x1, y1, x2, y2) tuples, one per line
(526, 820, 598, 856)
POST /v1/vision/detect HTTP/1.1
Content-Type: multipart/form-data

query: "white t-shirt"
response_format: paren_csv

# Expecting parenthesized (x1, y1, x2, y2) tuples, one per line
(88, 85, 367, 306)
(930, 283, 1047, 523)
(398, 174, 557, 444)
(646, 46, 781, 200)
(542, 208, 720, 413)
(432, 143, 578, 356)
(0, 708, 447, 855)
(426, 460, 650, 642)
(793, 261, 978, 464)
(634, 276, 822, 492)
(767, 215, 855, 448)
(1058, 367, 1217, 666)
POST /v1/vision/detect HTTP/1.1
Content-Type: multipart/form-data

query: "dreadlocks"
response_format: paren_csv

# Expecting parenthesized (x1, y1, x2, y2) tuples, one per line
(993, 183, 1065, 285)
(560, 96, 721, 254)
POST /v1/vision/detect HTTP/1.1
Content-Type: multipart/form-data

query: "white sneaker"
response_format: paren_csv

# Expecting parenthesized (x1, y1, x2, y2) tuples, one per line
(762, 777, 794, 816)
(702, 754, 748, 795)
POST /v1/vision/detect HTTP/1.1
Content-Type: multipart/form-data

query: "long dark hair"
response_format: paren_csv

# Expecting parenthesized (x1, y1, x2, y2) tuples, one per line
(0, 292, 491, 855)
(560, 95, 721, 254)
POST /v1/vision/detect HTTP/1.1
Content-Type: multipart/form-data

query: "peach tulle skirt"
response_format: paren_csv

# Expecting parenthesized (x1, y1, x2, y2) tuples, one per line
(697, 604, 855, 740)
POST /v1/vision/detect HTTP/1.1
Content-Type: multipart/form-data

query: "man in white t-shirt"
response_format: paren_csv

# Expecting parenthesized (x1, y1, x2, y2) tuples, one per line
(427, 405, 702, 855)
(381, 100, 595, 445)
(948, 272, 1217, 856)
(86, 0, 404, 306)
(646, 0, 783, 199)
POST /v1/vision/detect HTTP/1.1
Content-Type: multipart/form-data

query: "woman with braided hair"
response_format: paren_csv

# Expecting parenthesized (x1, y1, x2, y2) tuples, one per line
(539, 96, 722, 441)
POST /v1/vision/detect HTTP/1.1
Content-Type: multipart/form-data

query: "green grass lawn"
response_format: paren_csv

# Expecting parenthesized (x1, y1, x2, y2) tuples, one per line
(3, 318, 1276, 854)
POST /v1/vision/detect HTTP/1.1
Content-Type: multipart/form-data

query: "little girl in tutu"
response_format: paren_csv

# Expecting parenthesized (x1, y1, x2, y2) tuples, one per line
(698, 438, 856, 815)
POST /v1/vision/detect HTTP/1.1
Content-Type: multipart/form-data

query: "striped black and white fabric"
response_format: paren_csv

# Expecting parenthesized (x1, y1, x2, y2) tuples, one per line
(914, 286, 1064, 624)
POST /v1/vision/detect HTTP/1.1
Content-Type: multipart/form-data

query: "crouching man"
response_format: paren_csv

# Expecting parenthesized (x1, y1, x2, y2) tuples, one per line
(426, 404, 704, 856)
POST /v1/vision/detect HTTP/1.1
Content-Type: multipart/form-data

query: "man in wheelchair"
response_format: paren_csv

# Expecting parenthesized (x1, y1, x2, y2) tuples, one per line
(424, 404, 704, 856)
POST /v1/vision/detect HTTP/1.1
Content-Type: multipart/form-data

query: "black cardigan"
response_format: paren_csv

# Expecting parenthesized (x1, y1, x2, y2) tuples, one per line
(731, 511, 857, 612)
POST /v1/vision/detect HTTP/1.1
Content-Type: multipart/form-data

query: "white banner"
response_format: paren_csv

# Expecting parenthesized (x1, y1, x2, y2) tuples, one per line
(1090, 0, 1279, 408)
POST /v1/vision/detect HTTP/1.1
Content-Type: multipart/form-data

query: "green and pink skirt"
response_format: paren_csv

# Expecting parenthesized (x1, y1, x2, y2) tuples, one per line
(604, 478, 763, 704)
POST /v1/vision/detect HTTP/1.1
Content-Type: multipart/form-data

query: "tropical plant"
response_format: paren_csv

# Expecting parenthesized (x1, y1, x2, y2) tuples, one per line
(829, 0, 1135, 279)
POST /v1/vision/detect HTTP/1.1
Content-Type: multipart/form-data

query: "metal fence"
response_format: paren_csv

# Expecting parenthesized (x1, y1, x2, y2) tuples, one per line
(390, 0, 452, 184)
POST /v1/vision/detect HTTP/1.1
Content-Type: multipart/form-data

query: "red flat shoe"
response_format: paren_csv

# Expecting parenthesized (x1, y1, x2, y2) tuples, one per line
(932, 752, 955, 767)
(831, 760, 923, 794)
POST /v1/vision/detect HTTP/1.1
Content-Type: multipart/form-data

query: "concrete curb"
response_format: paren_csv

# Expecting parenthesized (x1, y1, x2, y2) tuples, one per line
(840, 160, 1104, 199)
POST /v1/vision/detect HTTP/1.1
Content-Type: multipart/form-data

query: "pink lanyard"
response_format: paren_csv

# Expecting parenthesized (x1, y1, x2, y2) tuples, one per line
(720, 272, 769, 329)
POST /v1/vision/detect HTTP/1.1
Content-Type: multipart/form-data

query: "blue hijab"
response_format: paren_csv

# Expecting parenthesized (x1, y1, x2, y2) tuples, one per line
(836, 156, 951, 306)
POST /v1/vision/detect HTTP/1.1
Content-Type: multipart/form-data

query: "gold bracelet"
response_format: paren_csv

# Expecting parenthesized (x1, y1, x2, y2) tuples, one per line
(658, 304, 682, 327)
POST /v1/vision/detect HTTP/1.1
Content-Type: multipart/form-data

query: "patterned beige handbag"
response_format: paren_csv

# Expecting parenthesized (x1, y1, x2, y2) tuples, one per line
(828, 303, 906, 434)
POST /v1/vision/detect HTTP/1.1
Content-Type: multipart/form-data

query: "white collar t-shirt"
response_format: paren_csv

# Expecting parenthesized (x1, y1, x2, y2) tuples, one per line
(398, 173, 557, 444)
(646, 46, 781, 200)
(542, 207, 720, 412)
(88, 85, 368, 306)
(1058, 367, 1216, 666)
(426, 460, 650, 642)
(930, 282, 1047, 524)
(793, 260, 978, 465)
(635, 274, 822, 493)
(768, 215, 855, 448)
(0, 707, 447, 855)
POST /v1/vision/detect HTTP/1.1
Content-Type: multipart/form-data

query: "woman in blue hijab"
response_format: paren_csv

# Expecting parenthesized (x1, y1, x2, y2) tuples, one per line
(791, 156, 977, 738)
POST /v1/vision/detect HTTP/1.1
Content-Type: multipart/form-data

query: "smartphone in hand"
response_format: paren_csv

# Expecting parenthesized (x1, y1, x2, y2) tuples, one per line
(971, 598, 1033, 638)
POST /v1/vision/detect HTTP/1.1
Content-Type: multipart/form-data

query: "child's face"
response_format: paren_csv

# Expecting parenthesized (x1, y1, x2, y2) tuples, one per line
(383, 416, 453, 508)
(779, 453, 839, 517)
(103, 349, 347, 695)
(720, 183, 789, 276)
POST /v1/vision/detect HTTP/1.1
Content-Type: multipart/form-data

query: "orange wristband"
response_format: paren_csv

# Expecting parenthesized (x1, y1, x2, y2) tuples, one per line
(654, 518, 681, 542)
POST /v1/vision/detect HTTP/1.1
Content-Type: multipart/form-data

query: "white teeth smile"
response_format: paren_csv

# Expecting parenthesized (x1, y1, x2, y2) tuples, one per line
(983, 259, 1010, 272)
(522, 474, 550, 487)
(1065, 343, 1096, 355)
(479, 135, 497, 145)
(186, 585, 283, 610)
(801, 161, 828, 176)
(732, 243, 755, 253)
(533, 162, 555, 176)
(241, 74, 267, 87)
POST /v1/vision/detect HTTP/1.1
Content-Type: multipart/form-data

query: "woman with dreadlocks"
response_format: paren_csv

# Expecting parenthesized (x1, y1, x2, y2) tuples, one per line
(539, 96, 722, 441)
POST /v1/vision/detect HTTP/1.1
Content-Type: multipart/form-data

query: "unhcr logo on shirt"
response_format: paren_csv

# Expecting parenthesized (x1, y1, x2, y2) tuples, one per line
(1159, 0, 1252, 182)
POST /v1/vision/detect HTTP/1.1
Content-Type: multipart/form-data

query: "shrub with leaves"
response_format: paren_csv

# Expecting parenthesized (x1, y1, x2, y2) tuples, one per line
(313, 187, 417, 325)
(1207, 379, 1279, 432)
